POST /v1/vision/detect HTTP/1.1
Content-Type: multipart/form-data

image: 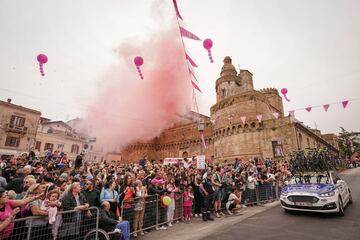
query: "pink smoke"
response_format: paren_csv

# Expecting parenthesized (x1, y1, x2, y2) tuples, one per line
(84, 27, 192, 151)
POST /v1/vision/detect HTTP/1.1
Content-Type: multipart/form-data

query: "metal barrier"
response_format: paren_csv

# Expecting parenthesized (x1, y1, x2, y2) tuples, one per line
(241, 183, 280, 206)
(5, 207, 99, 240)
(120, 193, 184, 236)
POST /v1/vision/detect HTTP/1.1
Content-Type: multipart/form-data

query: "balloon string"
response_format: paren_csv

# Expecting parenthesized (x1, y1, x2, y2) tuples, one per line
(284, 94, 290, 102)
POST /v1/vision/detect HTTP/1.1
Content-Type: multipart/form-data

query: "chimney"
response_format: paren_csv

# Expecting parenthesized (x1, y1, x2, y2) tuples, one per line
(7, 98, 11, 103)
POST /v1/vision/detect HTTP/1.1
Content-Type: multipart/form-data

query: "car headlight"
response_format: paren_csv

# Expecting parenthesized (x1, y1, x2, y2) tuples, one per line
(319, 191, 335, 197)
(281, 192, 288, 197)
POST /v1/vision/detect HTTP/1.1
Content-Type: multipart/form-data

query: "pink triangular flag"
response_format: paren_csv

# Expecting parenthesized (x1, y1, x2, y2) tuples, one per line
(191, 80, 202, 93)
(305, 107, 312, 112)
(289, 110, 295, 117)
(342, 100, 349, 109)
(179, 27, 201, 41)
(210, 119, 216, 125)
(256, 114, 263, 123)
(323, 104, 330, 112)
(185, 53, 198, 67)
(272, 112, 279, 119)
(172, 0, 183, 20)
(240, 116, 246, 124)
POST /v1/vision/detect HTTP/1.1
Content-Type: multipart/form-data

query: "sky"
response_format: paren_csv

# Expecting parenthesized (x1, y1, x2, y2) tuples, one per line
(0, 0, 359, 136)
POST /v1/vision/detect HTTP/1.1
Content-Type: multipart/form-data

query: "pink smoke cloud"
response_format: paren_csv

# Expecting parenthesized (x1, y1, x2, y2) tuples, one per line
(84, 26, 193, 151)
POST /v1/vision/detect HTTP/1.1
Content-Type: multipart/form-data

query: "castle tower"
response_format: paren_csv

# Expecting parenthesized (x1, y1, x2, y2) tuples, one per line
(216, 56, 254, 103)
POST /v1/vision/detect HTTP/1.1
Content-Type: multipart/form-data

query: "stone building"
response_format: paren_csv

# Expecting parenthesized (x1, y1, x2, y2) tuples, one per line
(0, 99, 41, 157)
(120, 56, 339, 163)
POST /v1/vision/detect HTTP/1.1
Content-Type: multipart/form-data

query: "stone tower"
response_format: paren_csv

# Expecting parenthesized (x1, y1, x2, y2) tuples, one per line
(216, 56, 254, 102)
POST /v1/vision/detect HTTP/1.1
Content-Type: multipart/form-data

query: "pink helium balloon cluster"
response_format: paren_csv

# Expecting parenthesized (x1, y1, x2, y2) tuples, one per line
(134, 56, 144, 79)
(37, 54, 48, 76)
(280, 88, 290, 102)
(203, 38, 214, 63)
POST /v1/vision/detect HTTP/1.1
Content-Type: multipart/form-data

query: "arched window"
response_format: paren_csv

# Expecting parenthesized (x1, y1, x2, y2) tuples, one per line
(251, 122, 256, 128)
(299, 133, 303, 149)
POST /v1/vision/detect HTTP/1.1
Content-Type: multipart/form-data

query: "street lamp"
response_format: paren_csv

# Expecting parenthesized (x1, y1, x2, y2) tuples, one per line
(198, 121, 205, 155)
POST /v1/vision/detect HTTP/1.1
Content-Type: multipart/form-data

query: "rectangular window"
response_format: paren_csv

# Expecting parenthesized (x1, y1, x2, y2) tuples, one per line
(35, 141, 41, 151)
(44, 143, 54, 152)
(71, 144, 79, 154)
(10, 115, 26, 127)
(5, 136, 20, 147)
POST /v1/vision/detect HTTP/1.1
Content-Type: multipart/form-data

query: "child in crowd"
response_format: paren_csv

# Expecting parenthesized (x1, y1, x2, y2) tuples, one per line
(133, 180, 147, 237)
(41, 189, 62, 240)
(183, 186, 194, 223)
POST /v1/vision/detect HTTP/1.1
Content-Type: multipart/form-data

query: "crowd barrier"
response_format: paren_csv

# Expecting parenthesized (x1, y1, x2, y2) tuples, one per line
(4, 207, 100, 240)
(121, 193, 184, 235)
(3, 185, 281, 239)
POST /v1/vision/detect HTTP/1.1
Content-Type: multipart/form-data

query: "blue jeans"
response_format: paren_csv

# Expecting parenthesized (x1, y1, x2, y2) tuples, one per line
(116, 221, 130, 240)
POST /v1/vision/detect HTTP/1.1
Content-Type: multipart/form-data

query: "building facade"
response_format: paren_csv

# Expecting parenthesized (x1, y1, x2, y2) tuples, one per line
(0, 99, 41, 157)
(120, 56, 339, 163)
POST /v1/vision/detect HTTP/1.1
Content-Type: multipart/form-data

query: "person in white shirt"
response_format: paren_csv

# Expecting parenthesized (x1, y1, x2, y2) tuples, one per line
(226, 188, 241, 215)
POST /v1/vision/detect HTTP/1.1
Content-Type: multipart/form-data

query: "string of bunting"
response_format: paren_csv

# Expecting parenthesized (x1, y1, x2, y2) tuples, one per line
(172, 0, 215, 149)
(210, 98, 359, 126)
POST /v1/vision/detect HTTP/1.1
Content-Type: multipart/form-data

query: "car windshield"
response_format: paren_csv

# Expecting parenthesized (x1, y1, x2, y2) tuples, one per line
(290, 174, 330, 184)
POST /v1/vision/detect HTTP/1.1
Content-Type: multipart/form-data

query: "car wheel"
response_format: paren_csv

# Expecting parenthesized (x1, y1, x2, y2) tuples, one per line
(337, 197, 345, 216)
(348, 190, 353, 205)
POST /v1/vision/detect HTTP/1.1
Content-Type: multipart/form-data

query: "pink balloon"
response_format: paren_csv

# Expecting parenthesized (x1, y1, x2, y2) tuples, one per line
(134, 56, 144, 66)
(280, 88, 290, 102)
(37, 54, 48, 64)
(203, 38, 213, 49)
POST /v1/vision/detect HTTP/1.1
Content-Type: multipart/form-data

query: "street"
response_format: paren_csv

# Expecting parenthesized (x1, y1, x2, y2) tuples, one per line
(200, 167, 360, 240)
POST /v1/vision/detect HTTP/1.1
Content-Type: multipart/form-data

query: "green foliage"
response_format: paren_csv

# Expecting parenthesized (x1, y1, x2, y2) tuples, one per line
(338, 127, 359, 159)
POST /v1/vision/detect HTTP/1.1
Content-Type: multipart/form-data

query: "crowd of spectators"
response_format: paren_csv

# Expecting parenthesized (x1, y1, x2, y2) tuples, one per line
(0, 151, 291, 239)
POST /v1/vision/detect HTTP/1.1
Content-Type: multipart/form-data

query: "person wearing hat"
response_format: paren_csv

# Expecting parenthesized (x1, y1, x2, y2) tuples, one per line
(199, 172, 215, 221)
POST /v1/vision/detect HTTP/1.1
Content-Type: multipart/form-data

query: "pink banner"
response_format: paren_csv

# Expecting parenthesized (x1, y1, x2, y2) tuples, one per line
(323, 104, 330, 112)
(180, 27, 201, 41)
(256, 114, 263, 123)
(342, 100, 349, 109)
(186, 53, 198, 67)
(272, 112, 279, 119)
(289, 110, 295, 117)
(240, 116, 246, 124)
(191, 80, 202, 93)
(305, 107, 312, 112)
(172, 0, 183, 20)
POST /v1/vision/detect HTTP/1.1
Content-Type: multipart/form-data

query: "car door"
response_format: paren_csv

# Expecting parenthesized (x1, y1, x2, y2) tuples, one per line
(332, 173, 346, 200)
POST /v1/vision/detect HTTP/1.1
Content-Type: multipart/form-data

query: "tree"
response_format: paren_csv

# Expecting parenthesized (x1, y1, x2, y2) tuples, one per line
(338, 127, 359, 159)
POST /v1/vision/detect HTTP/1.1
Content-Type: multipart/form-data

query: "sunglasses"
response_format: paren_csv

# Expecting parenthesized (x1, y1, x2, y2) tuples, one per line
(23, 181, 29, 184)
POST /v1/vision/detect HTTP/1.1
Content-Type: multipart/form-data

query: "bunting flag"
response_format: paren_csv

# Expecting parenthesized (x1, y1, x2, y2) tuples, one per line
(272, 112, 279, 119)
(188, 68, 198, 82)
(289, 110, 295, 117)
(305, 107, 312, 112)
(191, 80, 202, 93)
(200, 132, 207, 149)
(210, 119, 216, 126)
(256, 114, 263, 123)
(240, 116, 246, 124)
(179, 27, 201, 41)
(323, 104, 330, 112)
(185, 53, 198, 67)
(342, 100, 349, 109)
(172, 0, 183, 20)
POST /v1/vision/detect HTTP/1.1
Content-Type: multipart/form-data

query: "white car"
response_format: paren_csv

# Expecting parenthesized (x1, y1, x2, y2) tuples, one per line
(280, 171, 352, 216)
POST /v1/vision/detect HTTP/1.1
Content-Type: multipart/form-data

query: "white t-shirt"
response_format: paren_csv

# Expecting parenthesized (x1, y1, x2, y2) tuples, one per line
(226, 193, 237, 209)
(247, 176, 256, 190)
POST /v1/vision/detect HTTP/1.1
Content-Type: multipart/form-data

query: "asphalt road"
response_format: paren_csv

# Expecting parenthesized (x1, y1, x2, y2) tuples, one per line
(200, 167, 360, 240)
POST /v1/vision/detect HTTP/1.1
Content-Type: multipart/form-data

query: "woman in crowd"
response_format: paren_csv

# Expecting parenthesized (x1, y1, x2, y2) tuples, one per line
(0, 187, 42, 239)
(100, 179, 120, 217)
